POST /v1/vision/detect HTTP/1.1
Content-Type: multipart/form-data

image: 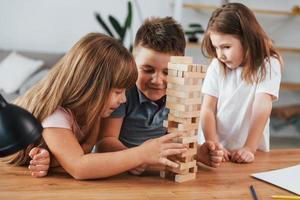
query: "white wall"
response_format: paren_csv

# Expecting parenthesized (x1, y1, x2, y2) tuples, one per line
(0, 0, 173, 53)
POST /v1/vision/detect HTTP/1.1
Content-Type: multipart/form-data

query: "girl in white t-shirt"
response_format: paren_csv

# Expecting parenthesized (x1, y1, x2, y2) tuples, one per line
(200, 3, 283, 163)
(8, 33, 188, 179)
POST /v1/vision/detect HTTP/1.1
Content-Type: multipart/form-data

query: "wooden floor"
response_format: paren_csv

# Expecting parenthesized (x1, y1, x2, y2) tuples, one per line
(0, 149, 300, 200)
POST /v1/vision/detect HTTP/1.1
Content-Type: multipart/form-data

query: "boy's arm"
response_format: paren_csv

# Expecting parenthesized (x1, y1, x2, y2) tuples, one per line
(200, 94, 219, 142)
(96, 117, 128, 152)
(244, 93, 273, 152)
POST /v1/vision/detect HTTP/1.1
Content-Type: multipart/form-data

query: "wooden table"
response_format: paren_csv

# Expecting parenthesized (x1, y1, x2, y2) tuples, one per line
(1, 149, 299, 200)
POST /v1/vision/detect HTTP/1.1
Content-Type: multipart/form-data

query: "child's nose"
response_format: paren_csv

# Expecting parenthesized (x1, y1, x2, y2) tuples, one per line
(151, 73, 165, 85)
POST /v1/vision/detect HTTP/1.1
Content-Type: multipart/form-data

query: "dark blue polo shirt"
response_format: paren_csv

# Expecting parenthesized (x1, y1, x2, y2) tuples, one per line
(110, 85, 168, 148)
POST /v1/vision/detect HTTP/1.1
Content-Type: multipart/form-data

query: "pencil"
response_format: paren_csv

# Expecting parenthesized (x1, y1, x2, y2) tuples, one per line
(250, 185, 259, 200)
(271, 195, 300, 200)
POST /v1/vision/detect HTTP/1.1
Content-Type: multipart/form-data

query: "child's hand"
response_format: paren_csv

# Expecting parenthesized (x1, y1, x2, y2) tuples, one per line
(197, 141, 223, 168)
(230, 147, 254, 163)
(28, 147, 50, 178)
(129, 164, 147, 175)
(140, 132, 187, 168)
(222, 148, 231, 162)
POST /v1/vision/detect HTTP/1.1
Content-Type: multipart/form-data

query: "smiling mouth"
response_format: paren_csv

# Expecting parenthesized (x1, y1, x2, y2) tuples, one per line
(148, 87, 166, 90)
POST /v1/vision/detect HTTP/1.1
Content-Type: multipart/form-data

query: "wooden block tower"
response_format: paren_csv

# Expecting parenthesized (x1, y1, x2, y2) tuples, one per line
(160, 56, 207, 183)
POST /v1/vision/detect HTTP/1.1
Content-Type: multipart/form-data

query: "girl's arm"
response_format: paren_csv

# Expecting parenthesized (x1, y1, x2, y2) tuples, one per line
(200, 94, 219, 142)
(244, 93, 273, 152)
(231, 93, 272, 163)
(96, 117, 127, 152)
(43, 128, 186, 180)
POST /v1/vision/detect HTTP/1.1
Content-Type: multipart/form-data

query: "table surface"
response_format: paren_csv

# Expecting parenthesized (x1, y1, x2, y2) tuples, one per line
(1, 149, 299, 200)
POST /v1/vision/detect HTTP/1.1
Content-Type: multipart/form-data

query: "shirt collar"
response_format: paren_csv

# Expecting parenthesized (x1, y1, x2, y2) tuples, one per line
(135, 85, 166, 107)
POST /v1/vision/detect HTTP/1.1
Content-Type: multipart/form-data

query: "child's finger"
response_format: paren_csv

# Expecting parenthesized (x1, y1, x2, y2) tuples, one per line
(161, 148, 187, 157)
(210, 160, 221, 168)
(28, 164, 49, 172)
(159, 157, 179, 168)
(206, 141, 216, 151)
(33, 149, 50, 160)
(162, 143, 187, 150)
(210, 155, 223, 163)
(244, 153, 254, 163)
(215, 143, 223, 150)
(210, 149, 223, 156)
(29, 147, 40, 158)
(30, 158, 50, 165)
(159, 132, 183, 143)
(223, 152, 230, 161)
(31, 171, 47, 178)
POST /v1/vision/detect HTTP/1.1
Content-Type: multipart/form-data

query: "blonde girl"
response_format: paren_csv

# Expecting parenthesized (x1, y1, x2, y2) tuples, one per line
(8, 33, 187, 179)
(200, 3, 283, 163)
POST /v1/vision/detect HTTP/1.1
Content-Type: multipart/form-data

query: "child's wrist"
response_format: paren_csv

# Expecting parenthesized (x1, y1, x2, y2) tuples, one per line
(243, 145, 256, 153)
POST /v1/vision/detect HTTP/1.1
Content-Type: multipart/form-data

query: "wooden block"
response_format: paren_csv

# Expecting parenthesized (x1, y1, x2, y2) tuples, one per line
(165, 121, 198, 132)
(183, 71, 206, 79)
(189, 142, 197, 149)
(167, 69, 178, 77)
(171, 135, 198, 144)
(167, 63, 193, 72)
(166, 101, 201, 112)
(201, 65, 208, 72)
(160, 170, 196, 183)
(180, 147, 197, 158)
(166, 165, 198, 175)
(167, 129, 198, 137)
(170, 56, 193, 64)
(175, 173, 196, 183)
(167, 96, 202, 105)
(167, 76, 202, 86)
(166, 89, 201, 99)
(169, 109, 200, 118)
(167, 83, 202, 91)
(168, 114, 199, 124)
(169, 154, 196, 163)
(168, 124, 199, 132)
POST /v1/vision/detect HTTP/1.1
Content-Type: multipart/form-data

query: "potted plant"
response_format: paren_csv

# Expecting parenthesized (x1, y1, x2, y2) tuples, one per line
(94, 1, 133, 51)
(185, 23, 205, 43)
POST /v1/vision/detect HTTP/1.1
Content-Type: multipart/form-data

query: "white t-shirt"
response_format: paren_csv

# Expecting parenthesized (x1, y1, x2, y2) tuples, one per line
(199, 58, 281, 151)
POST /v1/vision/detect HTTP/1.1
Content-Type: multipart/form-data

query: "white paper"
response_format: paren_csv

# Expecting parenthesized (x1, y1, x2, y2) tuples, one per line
(252, 164, 300, 195)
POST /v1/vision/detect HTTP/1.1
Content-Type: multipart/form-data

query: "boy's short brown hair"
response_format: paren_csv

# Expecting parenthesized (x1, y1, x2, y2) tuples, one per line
(134, 17, 186, 56)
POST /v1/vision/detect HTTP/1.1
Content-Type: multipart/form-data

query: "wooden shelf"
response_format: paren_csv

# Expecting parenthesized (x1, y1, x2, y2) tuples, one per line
(183, 3, 300, 16)
(280, 83, 300, 91)
(187, 42, 300, 53)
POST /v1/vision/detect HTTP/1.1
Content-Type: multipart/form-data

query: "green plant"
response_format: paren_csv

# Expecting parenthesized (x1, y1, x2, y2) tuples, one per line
(95, 1, 133, 51)
(185, 23, 205, 43)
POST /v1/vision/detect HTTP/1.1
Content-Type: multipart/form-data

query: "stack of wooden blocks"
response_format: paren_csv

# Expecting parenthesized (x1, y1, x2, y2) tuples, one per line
(160, 56, 207, 183)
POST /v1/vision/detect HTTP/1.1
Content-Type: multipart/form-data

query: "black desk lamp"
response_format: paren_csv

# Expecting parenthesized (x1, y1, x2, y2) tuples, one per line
(0, 94, 43, 157)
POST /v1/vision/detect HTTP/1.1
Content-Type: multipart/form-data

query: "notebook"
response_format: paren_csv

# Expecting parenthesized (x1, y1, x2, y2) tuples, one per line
(252, 164, 300, 195)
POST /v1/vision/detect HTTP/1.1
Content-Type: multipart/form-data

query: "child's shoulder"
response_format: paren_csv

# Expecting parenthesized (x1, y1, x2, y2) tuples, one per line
(42, 107, 73, 129)
(265, 56, 281, 73)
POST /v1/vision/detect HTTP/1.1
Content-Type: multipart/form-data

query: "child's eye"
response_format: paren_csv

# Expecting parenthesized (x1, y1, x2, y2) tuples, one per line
(163, 69, 168, 75)
(115, 89, 124, 94)
(143, 68, 154, 73)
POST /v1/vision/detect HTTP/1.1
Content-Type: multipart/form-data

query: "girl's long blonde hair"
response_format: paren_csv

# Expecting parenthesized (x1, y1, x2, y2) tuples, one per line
(9, 33, 137, 165)
(201, 3, 283, 84)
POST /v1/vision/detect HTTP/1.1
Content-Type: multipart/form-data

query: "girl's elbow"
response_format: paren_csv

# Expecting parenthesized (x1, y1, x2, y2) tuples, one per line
(71, 168, 89, 180)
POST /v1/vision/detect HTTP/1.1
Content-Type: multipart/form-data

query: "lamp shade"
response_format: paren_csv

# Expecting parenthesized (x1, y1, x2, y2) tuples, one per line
(0, 94, 43, 157)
